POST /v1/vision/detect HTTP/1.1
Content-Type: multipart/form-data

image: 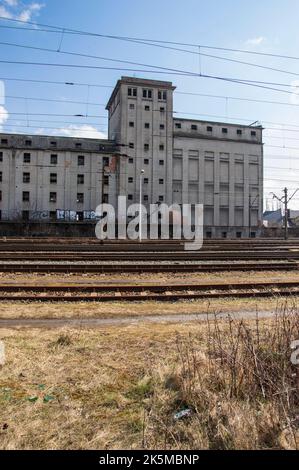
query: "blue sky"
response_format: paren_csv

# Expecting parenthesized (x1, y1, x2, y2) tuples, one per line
(0, 0, 299, 208)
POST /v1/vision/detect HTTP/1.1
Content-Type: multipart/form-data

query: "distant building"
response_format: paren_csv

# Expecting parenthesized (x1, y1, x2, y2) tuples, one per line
(263, 209, 283, 228)
(0, 76, 264, 238)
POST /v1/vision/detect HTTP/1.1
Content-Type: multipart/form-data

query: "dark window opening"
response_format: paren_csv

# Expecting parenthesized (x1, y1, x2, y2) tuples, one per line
(23, 172, 30, 183)
(77, 193, 84, 203)
(22, 191, 30, 202)
(50, 154, 58, 165)
(78, 155, 85, 166)
(50, 173, 57, 184)
(23, 153, 31, 163)
(77, 174, 84, 185)
(49, 192, 57, 203)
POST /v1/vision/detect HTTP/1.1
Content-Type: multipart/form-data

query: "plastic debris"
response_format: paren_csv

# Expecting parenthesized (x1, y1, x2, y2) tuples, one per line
(173, 409, 192, 421)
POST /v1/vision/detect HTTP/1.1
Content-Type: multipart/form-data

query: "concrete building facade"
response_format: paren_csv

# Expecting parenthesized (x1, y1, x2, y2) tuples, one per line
(0, 76, 263, 238)
(106, 76, 263, 238)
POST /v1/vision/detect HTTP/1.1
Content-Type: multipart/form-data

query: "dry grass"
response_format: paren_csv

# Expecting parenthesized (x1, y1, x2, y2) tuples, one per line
(0, 297, 298, 320)
(0, 302, 299, 449)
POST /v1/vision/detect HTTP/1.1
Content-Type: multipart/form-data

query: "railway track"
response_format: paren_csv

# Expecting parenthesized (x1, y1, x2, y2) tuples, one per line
(0, 261, 297, 273)
(0, 280, 298, 301)
(0, 251, 299, 261)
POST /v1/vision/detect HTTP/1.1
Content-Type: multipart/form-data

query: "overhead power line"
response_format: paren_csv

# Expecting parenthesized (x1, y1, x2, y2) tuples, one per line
(2, 39, 299, 82)
(1, 16, 299, 63)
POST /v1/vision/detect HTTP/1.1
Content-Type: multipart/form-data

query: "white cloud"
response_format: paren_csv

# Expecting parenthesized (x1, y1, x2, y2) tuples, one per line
(58, 125, 107, 139)
(33, 125, 107, 139)
(245, 36, 266, 46)
(3, 0, 19, 7)
(0, 5, 12, 18)
(0, 1, 44, 22)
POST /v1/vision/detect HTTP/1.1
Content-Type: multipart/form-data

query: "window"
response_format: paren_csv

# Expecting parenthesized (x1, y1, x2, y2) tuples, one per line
(222, 128, 228, 134)
(23, 153, 31, 163)
(77, 193, 84, 203)
(129, 103, 135, 110)
(129, 121, 135, 128)
(22, 210, 29, 221)
(22, 191, 30, 202)
(159, 179, 164, 184)
(250, 232, 256, 238)
(0, 152, 2, 162)
(128, 194, 133, 201)
(77, 174, 84, 185)
(1, 138, 8, 145)
(144, 178, 149, 184)
(25, 140, 32, 146)
(160, 107, 165, 112)
(144, 123, 150, 129)
(175, 123, 181, 129)
(144, 144, 149, 151)
(50, 141, 57, 147)
(142, 89, 152, 99)
(145, 105, 150, 111)
(103, 175, 109, 185)
(206, 231, 212, 239)
(159, 160, 164, 166)
(144, 158, 149, 165)
(76, 211, 84, 221)
(75, 143, 82, 149)
(159, 144, 164, 151)
(207, 126, 213, 132)
(103, 157, 109, 166)
(128, 87, 137, 97)
(50, 211, 56, 220)
(222, 232, 227, 239)
(129, 142, 134, 149)
(50, 173, 57, 184)
(129, 158, 134, 164)
(50, 154, 58, 165)
(159, 195, 164, 202)
(160, 124, 165, 130)
(191, 124, 198, 131)
(251, 131, 257, 137)
(0, 171, 2, 183)
(128, 177, 133, 183)
(23, 172, 30, 183)
(158, 90, 167, 100)
(78, 155, 85, 166)
(237, 129, 242, 135)
(49, 192, 57, 203)
(144, 195, 149, 201)
(103, 194, 109, 203)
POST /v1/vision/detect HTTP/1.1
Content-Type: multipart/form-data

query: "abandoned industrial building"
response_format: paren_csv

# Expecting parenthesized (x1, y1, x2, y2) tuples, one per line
(0, 76, 263, 238)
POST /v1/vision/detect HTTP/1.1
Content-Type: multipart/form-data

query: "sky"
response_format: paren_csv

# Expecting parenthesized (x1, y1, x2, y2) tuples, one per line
(0, 0, 299, 208)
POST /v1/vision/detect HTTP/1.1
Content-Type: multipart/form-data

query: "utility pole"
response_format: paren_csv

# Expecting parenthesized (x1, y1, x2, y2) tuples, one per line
(271, 187, 299, 240)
